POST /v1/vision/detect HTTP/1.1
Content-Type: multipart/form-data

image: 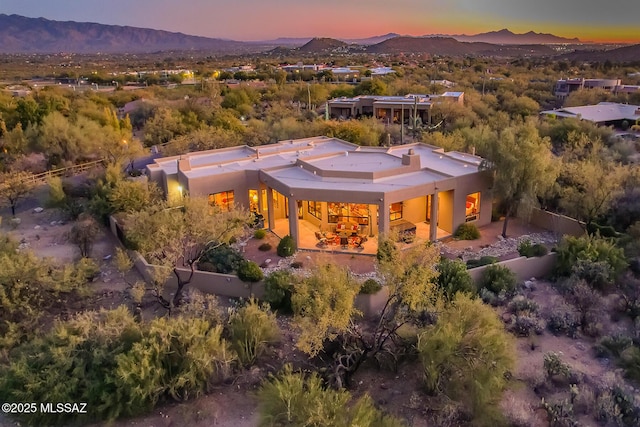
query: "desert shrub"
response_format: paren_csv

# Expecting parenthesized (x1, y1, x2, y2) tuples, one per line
(228, 299, 279, 366)
(479, 264, 517, 294)
(543, 352, 572, 380)
(198, 243, 244, 274)
(570, 259, 615, 291)
(466, 256, 499, 268)
(510, 314, 545, 337)
(237, 260, 264, 283)
(454, 223, 480, 240)
(276, 235, 296, 257)
(68, 214, 101, 258)
(436, 258, 475, 299)
(376, 236, 399, 264)
(555, 235, 627, 278)
(254, 229, 266, 239)
(541, 398, 578, 427)
(507, 296, 544, 336)
(360, 278, 382, 294)
(595, 334, 633, 358)
(620, 346, 640, 384)
(0, 307, 145, 424)
(568, 280, 604, 336)
(257, 365, 404, 427)
(518, 240, 548, 257)
(547, 301, 581, 337)
(608, 385, 640, 426)
(114, 316, 235, 411)
(258, 242, 272, 251)
(264, 270, 295, 313)
(417, 294, 514, 423)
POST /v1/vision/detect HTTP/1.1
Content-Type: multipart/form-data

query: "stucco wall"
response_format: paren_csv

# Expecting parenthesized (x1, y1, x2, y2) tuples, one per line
(467, 253, 558, 284)
(439, 190, 454, 233)
(528, 208, 585, 237)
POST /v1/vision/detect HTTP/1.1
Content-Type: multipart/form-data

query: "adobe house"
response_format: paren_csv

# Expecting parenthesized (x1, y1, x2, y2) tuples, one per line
(147, 136, 492, 253)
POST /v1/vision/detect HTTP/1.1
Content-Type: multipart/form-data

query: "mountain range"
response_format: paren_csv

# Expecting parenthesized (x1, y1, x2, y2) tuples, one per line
(0, 14, 626, 58)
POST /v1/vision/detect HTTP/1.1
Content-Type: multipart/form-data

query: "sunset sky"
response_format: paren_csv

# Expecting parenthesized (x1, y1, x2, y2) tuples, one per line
(2, 0, 638, 43)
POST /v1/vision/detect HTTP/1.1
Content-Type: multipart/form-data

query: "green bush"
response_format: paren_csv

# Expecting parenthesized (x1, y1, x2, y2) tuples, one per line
(114, 316, 234, 410)
(228, 299, 279, 366)
(254, 229, 266, 239)
(454, 223, 481, 240)
(479, 264, 517, 294)
(276, 235, 296, 257)
(620, 346, 640, 384)
(543, 351, 572, 380)
(237, 260, 264, 283)
(0, 307, 145, 424)
(198, 243, 244, 274)
(360, 278, 382, 294)
(466, 256, 499, 268)
(264, 270, 295, 313)
(595, 334, 633, 358)
(547, 302, 581, 337)
(436, 258, 475, 299)
(417, 294, 514, 423)
(257, 365, 404, 427)
(570, 259, 615, 291)
(518, 240, 548, 258)
(555, 235, 627, 278)
(258, 242, 272, 251)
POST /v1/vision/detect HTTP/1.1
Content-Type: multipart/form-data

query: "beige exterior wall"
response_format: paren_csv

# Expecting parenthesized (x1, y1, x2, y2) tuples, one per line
(438, 190, 454, 233)
(402, 196, 427, 224)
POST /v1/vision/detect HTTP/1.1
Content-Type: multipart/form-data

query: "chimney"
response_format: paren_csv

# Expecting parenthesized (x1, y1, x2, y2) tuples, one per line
(402, 148, 421, 169)
(178, 157, 191, 172)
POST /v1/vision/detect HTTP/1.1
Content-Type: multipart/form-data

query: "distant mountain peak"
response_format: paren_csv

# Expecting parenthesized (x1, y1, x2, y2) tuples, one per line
(453, 28, 580, 44)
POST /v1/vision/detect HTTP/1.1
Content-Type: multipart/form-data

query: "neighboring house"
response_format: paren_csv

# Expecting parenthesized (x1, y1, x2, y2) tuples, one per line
(553, 78, 640, 100)
(147, 136, 491, 253)
(541, 102, 640, 128)
(327, 92, 464, 125)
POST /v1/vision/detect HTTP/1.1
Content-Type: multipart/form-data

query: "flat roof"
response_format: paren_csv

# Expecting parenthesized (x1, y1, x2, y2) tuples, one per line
(148, 137, 484, 191)
(541, 102, 640, 123)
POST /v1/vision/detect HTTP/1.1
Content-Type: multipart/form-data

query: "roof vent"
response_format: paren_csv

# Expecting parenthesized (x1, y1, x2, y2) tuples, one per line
(345, 151, 349, 157)
(408, 148, 415, 155)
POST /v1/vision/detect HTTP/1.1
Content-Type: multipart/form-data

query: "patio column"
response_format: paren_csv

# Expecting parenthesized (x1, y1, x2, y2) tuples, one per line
(266, 187, 275, 230)
(288, 196, 300, 247)
(429, 190, 439, 241)
(378, 200, 390, 235)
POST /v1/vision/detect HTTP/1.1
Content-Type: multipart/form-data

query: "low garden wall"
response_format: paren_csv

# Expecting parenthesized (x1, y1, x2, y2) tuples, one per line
(467, 252, 557, 283)
(528, 208, 584, 237)
(129, 250, 265, 299)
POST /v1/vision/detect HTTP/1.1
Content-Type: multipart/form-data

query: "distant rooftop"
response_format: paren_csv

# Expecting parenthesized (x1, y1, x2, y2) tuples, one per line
(541, 102, 640, 123)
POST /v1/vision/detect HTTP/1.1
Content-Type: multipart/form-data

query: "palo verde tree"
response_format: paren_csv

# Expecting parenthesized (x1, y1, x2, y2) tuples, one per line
(124, 196, 250, 308)
(482, 119, 560, 237)
(292, 234, 442, 388)
(418, 293, 515, 424)
(0, 171, 36, 216)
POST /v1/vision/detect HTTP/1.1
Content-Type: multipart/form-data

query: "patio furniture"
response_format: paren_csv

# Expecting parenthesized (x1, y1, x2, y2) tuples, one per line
(315, 231, 328, 247)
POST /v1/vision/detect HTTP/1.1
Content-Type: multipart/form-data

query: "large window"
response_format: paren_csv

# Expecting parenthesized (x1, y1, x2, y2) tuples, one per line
(327, 203, 369, 225)
(208, 190, 234, 211)
(307, 201, 322, 219)
(389, 202, 403, 221)
(465, 192, 480, 222)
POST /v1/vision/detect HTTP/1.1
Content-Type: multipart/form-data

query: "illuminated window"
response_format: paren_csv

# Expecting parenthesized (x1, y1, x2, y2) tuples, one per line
(465, 192, 480, 222)
(327, 203, 369, 224)
(208, 190, 234, 211)
(249, 190, 259, 212)
(389, 202, 403, 221)
(307, 201, 322, 219)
